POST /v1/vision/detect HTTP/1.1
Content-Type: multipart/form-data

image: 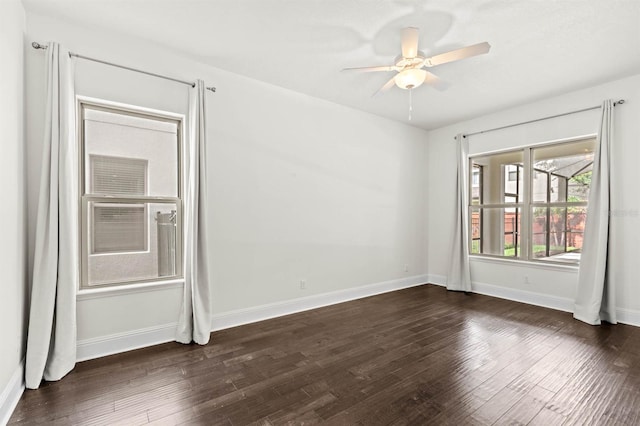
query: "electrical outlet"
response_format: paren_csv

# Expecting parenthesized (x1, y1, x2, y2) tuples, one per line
(524, 276, 530, 285)
(300, 280, 306, 290)
(404, 264, 409, 272)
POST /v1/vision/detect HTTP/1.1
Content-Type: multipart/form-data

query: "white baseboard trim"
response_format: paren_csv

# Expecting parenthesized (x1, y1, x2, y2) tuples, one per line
(428, 273, 573, 313)
(76, 323, 178, 362)
(427, 274, 447, 287)
(427, 274, 640, 327)
(72, 270, 638, 362)
(0, 360, 24, 426)
(472, 281, 574, 313)
(617, 308, 640, 328)
(211, 274, 429, 332)
(75, 274, 429, 361)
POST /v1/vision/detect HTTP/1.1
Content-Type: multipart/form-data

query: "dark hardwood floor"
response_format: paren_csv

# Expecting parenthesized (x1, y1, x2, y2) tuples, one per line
(9, 284, 640, 425)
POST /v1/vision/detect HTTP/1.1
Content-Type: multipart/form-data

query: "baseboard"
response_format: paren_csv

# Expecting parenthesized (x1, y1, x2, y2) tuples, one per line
(75, 274, 429, 361)
(427, 273, 573, 312)
(76, 323, 178, 362)
(0, 360, 24, 426)
(72, 270, 640, 363)
(428, 273, 640, 327)
(427, 274, 447, 287)
(211, 274, 429, 332)
(617, 307, 640, 328)
(471, 281, 574, 313)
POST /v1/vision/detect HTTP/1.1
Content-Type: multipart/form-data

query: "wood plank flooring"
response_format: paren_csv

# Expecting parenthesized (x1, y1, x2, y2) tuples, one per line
(9, 284, 640, 425)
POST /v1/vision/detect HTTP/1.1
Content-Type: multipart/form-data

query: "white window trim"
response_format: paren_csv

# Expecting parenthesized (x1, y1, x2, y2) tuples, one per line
(77, 96, 185, 290)
(76, 279, 184, 300)
(469, 254, 579, 272)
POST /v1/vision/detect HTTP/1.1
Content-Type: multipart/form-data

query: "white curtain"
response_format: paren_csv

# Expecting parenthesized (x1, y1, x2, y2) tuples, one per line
(177, 80, 212, 344)
(25, 43, 78, 389)
(574, 100, 616, 325)
(446, 133, 472, 292)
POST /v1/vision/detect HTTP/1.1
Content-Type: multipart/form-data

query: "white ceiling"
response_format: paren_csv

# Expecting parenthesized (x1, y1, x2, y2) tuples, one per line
(22, 0, 640, 130)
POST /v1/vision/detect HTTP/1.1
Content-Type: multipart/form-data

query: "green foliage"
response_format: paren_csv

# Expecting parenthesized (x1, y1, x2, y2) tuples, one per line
(571, 171, 592, 186)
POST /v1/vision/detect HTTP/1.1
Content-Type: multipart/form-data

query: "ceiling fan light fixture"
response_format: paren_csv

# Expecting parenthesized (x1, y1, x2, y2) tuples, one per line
(394, 68, 427, 90)
(343, 27, 490, 97)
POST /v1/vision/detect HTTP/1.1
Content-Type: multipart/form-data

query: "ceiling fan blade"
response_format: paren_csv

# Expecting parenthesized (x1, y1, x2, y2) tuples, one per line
(401, 27, 420, 59)
(373, 75, 397, 97)
(423, 71, 450, 91)
(424, 42, 491, 67)
(342, 65, 397, 72)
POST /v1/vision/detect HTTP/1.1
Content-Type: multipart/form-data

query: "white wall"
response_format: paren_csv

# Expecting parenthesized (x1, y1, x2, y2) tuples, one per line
(0, 0, 28, 419)
(427, 73, 640, 320)
(25, 13, 429, 349)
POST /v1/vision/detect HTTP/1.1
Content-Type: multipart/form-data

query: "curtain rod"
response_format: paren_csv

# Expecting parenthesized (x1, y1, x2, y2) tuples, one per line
(455, 99, 625, 140)
(32, 42, 216, 93)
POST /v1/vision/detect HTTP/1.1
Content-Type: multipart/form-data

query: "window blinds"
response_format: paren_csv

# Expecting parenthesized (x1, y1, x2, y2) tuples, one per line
(92, 204, 146, 253)
(90, 155, 147, 195)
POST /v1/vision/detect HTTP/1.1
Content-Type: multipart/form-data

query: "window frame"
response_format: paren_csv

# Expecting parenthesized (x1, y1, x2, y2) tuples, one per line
(77, 97, 184, 289)
(467, 135, 596, 265)
(471, 164, 484, 254)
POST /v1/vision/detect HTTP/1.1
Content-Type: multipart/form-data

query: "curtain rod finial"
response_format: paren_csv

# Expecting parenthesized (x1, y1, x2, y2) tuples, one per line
(206, 86, 216, 93)
(32, 42, 47, 49)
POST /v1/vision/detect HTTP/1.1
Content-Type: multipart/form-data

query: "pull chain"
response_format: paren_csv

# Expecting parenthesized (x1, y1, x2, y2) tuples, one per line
(408, 88, 413, 121)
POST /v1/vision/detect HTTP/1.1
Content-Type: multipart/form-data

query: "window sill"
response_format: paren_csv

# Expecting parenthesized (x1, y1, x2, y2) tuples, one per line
(469, 255, 580, 272)
(77, 279, 184, 300)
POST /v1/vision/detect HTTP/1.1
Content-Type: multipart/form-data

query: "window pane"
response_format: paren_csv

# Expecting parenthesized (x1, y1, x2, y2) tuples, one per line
(472, 150, 523, 204)
(567, 206, 587, 253)
(531, 206, 548, 258)
(504, 207, 521, 257)
(471, 165, 482, 205)
(87, 201, 179, 286)
(550, 175, 567, 202)
(470, 207, 521, 257)
(568, 171, 592, 202)
(92, 203, 146, 253)
(471, 208, 482, 254)
(531, 206, 584, 263)
(505, 165, 524, 202)
(532, 139, 596, 202)
(91, 155, 147, 195)
(530, 139, 595, 264)
(532, 170, 548, 202)
(84, 107, 179, 197)
(549, 207, 567, 255)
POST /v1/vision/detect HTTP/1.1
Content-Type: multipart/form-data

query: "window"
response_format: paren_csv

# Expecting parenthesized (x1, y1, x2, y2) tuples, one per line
(471, 164, 483, 253)
(80, 100, 183, 288)
(469, 137, 596, 264)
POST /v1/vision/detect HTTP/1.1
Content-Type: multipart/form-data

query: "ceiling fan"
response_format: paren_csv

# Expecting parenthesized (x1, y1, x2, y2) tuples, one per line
(343, 27, 491, 96)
